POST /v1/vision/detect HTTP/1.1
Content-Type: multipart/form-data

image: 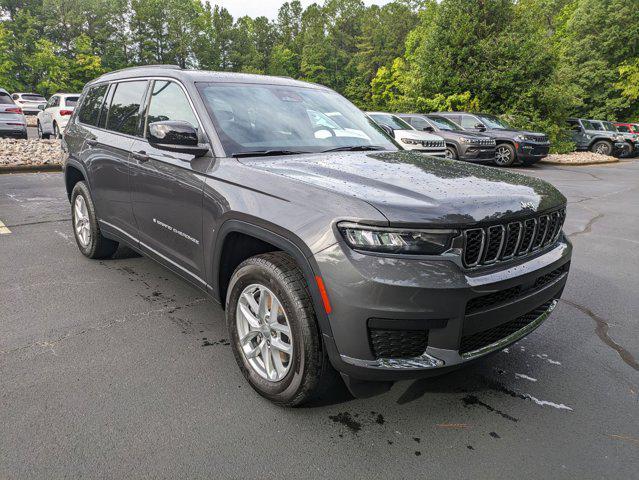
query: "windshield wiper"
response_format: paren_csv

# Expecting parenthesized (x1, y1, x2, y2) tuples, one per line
(321, 145, 386, 152)
(231, 149, 310, 158)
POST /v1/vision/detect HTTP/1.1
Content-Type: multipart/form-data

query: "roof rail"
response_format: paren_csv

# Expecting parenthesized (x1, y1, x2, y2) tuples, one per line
(98, 64, 182, 77)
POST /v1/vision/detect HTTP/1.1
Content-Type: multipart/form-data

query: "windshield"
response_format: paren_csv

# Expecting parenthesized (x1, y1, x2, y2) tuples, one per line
(368, 113, 413, 131)
(602, 122, 618, 132)
(476, 114, 510, 129)
(22, 94, 45, 101)
(426, 115, 462, 131)
(64, 96, 79, 107)
(197, 83, 396, 156)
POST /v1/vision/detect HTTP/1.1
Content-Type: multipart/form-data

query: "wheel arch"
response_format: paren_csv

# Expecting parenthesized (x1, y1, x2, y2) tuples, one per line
(211, 219, 334, 338)
(64, 160, 89, 201)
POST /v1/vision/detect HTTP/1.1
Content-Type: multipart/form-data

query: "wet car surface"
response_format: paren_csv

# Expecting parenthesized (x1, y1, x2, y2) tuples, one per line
(1, 160, 637, 478)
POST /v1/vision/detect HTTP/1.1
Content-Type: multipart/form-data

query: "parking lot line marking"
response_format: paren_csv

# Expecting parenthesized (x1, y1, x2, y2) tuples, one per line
(0, 220, 11, 234)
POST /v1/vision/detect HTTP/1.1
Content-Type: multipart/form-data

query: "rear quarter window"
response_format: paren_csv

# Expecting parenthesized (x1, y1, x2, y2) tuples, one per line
(64, 96, 79, 107)
(78, 85, 109, 126)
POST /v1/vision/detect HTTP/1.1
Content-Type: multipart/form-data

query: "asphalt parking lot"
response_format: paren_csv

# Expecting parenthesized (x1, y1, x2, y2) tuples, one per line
(1, 160, 637, 479)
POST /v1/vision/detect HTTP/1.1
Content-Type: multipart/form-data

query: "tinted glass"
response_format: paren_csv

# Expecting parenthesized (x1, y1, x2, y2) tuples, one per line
(78, 85, 108, 126)
(602, 122, 617, 132)
(105, 81, 147, 136)
(590, 121, 605, 131)
(23, 94, 45, 101)
(460, 115, 480, 129)
(581, 120, 596, 130)
(198, 83, 396, 156)
(406, 116, 432, 131)
(146, 81, 198, 132)
(369, 113, 412, 130)
(64, 96, 79, 107)
(0, 93, 13, 104)
(477, 114, 509, 129)
(427, 115, 461, 131)
(617, 125, 630, 133)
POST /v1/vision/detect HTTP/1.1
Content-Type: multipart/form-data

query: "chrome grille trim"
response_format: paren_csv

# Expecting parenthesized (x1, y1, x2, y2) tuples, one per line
(460, 208, 566, 268)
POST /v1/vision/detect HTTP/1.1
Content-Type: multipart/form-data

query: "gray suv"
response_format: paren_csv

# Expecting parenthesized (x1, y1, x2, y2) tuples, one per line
(568, 118, 628, 156)
(63, 66, 572, 405)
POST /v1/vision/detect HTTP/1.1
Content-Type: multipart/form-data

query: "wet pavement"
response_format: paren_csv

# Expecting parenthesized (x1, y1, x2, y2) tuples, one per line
(1, 160, 637, 479)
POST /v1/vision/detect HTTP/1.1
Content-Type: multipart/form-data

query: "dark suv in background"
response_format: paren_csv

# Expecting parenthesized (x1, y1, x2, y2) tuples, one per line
(398, 113, 496, 164)
(62, 66, 572, 405)
(435, 111, 551, 166)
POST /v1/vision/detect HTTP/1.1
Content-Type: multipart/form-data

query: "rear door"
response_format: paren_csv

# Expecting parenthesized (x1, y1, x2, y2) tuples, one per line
(129, 79, 210, 286)
(79, 80, 148, 239)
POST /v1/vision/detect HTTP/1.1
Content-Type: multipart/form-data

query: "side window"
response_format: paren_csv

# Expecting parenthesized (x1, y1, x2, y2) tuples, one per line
(105, 80, 148, 136)
(78, 85, 108, 126)
(51, 96, 60, 108)
(11, 94, 19, 100)
(145, 80, 198, 134)
(408, 117, 431, 131)
(460, 115, 479, 129)
(568, 120, 581, 131)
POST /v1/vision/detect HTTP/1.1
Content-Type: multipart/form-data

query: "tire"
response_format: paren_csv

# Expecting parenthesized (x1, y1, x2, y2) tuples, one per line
(53, 122, 61, 139)
(445, 145, 458, 160)
(590, 140, 612, 156)
(226, 252, 332, 407)
(37, 121, 50, 140)
(70, 181, 119, 259)
(494, 143, 516, 167)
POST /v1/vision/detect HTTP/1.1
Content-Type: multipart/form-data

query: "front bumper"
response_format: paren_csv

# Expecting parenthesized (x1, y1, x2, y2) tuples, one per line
(316, 236, 572, 381)
(517, 141, 550, 161)
(459, 145, 496, 162)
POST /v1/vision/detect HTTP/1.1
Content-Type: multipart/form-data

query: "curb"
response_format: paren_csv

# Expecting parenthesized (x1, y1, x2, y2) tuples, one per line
(0, 164, 62, 174)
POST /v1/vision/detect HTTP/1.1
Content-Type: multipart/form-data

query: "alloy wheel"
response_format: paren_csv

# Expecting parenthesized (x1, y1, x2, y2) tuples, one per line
(495, 146, 512, 166)
(236, 284, 293, 382)
(74, 195, 91, 247)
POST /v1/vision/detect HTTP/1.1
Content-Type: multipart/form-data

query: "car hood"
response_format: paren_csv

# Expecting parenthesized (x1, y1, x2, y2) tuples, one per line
(239, 151, 565, 225)
(395, 130, 444, 142)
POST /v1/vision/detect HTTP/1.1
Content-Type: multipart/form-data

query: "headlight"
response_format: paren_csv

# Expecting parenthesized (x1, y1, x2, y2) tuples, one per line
(401, 138, 422, 145)
(459, 136, 478, 144)
(337, 222, 457, 255)
(515, 135, 532, 142)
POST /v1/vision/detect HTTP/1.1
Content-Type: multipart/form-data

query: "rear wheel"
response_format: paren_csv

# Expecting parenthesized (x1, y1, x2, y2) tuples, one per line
(71, 181, 119, 259)
(226, 252, 332, 406)
(37, 121, 50, 139)
(494, 143, 516, 166)
(53, 122, 61, 139)
(591, 140, 612, 156)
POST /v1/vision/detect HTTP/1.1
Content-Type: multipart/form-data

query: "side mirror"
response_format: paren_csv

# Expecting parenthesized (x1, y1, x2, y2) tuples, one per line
(422, 126, 435, 132)
(38, 104, 45, 111)
(148, 120, 209, 157)
(474, 123, 486, 131)
(379, 123, 394, 137)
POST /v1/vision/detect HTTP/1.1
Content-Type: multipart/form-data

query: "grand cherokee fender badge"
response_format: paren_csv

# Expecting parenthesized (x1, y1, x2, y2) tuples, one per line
(153, 218, 200, 245)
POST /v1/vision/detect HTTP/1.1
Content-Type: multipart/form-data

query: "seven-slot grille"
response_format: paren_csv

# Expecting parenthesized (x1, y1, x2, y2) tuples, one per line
(529, 134, 549, 143)
(462, 209, 565, 268)
(422, 140, 445, 148)
(477, 138, 496, 147)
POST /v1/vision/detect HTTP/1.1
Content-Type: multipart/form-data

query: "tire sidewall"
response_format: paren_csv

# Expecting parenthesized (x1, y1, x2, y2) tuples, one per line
(445, 146, 458, 160)
(71, 182, 100, 258)
(226, 261, 311, 403)
(592, 141, 612, 156)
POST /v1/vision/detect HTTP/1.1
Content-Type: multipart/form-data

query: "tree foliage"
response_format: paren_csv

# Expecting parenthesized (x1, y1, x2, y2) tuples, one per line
(0, 0, 637, 150)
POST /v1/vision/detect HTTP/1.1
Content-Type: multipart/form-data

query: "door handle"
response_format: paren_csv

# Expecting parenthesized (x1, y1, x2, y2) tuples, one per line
(85, 139, 98, 146)
(132, 151, 150, 162)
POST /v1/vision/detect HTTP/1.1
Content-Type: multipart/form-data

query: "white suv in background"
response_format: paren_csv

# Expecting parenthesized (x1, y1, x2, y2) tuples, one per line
(36, 93, 80, 139)
(367, 112, 446, 157)
(11, 92, 47, 115)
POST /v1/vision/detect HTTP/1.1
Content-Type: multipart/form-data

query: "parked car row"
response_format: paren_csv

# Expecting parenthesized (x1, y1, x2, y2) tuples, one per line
(569, 118, 638, 157)
(367, 110, 551, 167)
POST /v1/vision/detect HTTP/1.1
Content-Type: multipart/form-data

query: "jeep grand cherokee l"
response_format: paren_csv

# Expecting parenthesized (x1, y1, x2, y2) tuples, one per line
(62, 66, 572, 405)
(435, 111, 551, 166)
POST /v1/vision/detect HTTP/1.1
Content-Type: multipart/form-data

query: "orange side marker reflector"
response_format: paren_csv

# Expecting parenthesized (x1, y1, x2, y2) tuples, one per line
(315, 276, 332, 314)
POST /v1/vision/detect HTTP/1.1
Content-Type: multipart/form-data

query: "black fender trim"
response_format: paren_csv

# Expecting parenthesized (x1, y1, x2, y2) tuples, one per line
(211, 219, 335, 341)
(63, 158, 91, 200)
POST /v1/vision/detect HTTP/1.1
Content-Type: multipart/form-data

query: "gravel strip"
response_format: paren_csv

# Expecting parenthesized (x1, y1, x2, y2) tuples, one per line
(0, 138, 62, 168)
(541, 151, 619, 165)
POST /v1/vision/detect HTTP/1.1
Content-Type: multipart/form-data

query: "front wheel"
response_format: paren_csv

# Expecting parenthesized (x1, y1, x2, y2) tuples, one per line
(71, 181, 119, 259)
(226, 252, 332, 406)
(494, 143, 516, 166)
(591, 140, 612, 156)
(445, 145, 458, 160)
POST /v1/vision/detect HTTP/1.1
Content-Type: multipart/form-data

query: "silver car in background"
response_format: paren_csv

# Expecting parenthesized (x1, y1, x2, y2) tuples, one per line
(11, 92, 47, 115)
(1, 88, 28, 139)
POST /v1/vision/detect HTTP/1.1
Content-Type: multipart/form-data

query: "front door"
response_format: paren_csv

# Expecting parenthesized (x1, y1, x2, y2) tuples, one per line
(130, 79, 211, 287)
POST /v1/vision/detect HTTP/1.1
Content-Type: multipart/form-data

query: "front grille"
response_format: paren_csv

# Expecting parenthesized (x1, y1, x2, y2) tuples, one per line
(368, 328, 428, 359)
(465, 262, 569, 314)
(459, 300, 554, 355)
(478, 139, 496, 147)
(527, 135, 548, 143)
(462, 209, 565, 268)
(423, 140, 445, 148)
